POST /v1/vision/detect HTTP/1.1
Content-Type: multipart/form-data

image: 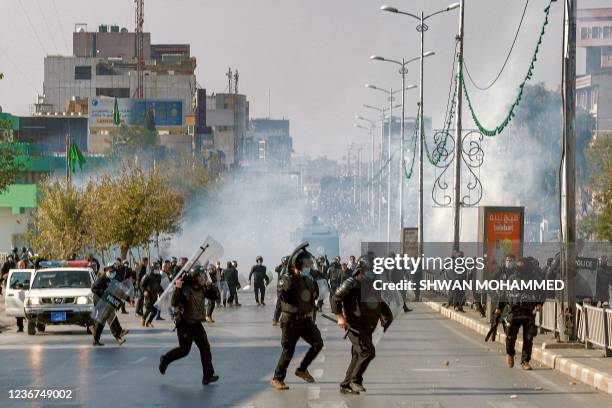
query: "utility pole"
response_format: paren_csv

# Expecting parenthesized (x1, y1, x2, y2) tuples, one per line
(418, 12, 425, 258)
(134, 0, 144, 99)
(452, 0, 465, 251)
(399, 58, 406, 236)
(387, 88, 393, 244)
(559, 0, 577, 342)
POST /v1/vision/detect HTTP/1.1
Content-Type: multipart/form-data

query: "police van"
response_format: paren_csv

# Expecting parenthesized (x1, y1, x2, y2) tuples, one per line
(24, 264, 96, 335)
(292, 216, 340, 259)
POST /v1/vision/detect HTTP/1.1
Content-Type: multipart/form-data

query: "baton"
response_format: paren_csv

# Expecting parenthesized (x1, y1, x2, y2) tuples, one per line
(321, 313, 360, 335)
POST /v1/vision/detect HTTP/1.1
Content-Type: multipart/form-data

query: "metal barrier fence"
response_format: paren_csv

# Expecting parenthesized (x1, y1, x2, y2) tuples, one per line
(536, 300, 612, 357)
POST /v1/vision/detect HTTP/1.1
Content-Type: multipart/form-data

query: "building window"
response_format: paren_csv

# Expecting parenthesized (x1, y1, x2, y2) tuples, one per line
(604, 26, 611, 39)
(74, 66, 92, 80)
(95, 88, 130, 98)
(581, 27, 589, 40)
(592, 26, 601, 39)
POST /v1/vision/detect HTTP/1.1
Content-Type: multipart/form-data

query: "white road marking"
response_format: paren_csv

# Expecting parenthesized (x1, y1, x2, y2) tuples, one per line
(131, 357, 147, 364)
(99, 370, 118, 380)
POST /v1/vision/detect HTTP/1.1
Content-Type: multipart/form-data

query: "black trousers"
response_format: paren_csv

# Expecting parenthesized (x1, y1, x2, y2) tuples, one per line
(16, 317, 24, 330)
(342, 329, 375, 387)
(273, 317, 323, 381)
(135, 295, 144, 316)
(143, 294, 158, 324)
(228, 285, 239, 305)
(94, 314, 123, 341)
(273, 296, 282, 321)
(506, 316, 536, 363)
(207, 299, 215, 317)
(254, 282, 266, 303)
(162, 321, 215, 378)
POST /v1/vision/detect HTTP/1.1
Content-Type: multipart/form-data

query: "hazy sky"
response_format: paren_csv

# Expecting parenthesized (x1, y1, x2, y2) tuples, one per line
(0, 0, 607, 157)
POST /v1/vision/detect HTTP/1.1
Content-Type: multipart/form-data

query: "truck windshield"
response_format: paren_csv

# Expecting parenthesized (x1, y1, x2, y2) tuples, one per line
(31, 270, 92, 289)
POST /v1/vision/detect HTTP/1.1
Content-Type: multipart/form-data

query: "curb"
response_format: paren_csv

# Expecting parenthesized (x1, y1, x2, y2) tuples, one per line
(424, 301, 612, 396)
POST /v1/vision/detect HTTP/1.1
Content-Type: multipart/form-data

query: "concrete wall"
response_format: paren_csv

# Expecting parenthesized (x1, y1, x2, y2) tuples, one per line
(593, 73, 612, 131)
(43, 56, 195, 114)
(0, 209, 30, 250)
(73, 32, 151, 59)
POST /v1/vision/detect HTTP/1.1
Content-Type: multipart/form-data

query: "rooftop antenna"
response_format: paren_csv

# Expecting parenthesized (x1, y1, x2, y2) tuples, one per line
(226, 67, 233, 93)
(234, 70, 239, 94)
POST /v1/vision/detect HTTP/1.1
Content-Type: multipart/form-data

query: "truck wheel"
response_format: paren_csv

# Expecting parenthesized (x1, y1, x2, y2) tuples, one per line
(36, 323, 46, 332)
(27, 320, 36, 335)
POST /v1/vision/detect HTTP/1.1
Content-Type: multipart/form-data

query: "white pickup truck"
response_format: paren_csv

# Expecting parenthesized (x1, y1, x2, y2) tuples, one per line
(24, 267, 96, 335)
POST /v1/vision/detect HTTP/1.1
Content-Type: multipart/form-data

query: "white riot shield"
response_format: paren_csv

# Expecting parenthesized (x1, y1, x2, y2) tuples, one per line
(155, 236, 224, 312)
(91, 279, 134, 325)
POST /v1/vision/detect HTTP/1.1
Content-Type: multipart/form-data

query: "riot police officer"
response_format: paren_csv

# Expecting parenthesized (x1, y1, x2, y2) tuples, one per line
(249, 256, 270, 305)
(332, 257, 393, 394)
(271, 243, 323, 391)
(159, 269, 219, 385)
(91, 264, 128, 346)
(502, 258, 542, 370)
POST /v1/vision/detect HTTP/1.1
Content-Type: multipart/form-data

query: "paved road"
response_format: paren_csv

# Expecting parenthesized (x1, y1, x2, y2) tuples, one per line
(0, 290, 610, 408)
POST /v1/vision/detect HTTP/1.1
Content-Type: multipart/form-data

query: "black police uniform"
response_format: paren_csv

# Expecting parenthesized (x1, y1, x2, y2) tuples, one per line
(91, 275, 124, 342)
(273, 263, 285, 322)
(332, 274, 393, 389)
(140, 271, 163, 325)
(272, 272, 323, 382)
(249, 264, 270, 304)
(160, 281, 218, 382)
(224, 266, 241, 305)
(135, 264, 147, 316)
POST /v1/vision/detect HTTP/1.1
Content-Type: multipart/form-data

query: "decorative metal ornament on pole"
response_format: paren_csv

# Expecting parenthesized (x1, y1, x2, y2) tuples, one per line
(452, 0, 465, 251)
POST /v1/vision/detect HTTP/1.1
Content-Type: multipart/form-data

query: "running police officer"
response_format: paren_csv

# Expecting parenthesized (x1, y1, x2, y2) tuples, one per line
(332, 257, 393, 394)
(90, 264, 128, 346)
(159, 268, 220, 385)
(271, 243, 323, 391)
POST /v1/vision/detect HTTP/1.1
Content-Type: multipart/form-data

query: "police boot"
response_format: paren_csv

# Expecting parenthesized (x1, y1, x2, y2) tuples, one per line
(295, 369, 315, 383)
(93, 339, 104, 347)
(159, 356, 168, 375)
(340, 385, 359, 395)
(202, 374, 219, 385)
(350, 382, 366, 392)
(270, 379, 289, 390)
(507, 355, 514, 368)
(520, 361, 532, 370)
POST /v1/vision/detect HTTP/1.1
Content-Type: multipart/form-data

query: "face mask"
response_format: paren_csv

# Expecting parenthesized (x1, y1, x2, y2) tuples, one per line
(301, 267, 312, 278)
(505, 261, 514, 269)
(108, 272, 116, 279)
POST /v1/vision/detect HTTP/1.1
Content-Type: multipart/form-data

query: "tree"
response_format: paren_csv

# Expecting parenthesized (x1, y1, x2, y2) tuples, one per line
(30, 180, 92, 259)
(0, 144, 23, 193)
(108, 124, 159, 156)
(98, 162, 184, 258)
(585, 133, 612, 240)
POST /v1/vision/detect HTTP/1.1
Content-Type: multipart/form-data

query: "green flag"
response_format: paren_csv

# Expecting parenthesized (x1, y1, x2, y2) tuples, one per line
(113, 97, 121, 126)
(69, 142, 86, 173)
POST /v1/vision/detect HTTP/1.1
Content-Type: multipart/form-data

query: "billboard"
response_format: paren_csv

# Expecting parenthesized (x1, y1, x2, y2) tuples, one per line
(478, 206, 525, 274)
(400, 227, 418, 258)
(88, 98, 184, 129)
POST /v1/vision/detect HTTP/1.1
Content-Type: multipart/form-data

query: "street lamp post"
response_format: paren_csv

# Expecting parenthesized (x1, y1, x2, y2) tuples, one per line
(381, 2, 459, 254)
(355, 118, 378, 224)
(371, 55, 423, 237)
(364, 102, 401, 240)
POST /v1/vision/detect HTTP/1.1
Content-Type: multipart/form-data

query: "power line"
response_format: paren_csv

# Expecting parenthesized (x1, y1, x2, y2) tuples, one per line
(36, 0, 60, 54)
(463, 0, 529, 91)
(17, 0, 48, 56)
(51, 0, 70, 54)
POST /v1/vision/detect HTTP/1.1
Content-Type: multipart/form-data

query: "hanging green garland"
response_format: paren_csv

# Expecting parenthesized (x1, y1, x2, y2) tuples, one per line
(462, 0, 557, 137)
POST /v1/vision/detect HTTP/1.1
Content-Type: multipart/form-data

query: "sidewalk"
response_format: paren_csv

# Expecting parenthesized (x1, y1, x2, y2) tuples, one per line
(424, 300, 612, 396)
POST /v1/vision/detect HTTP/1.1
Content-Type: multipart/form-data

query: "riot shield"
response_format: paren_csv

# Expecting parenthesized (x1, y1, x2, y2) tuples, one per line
(155, 236, 224, 312)
(91, 279, 134, 326)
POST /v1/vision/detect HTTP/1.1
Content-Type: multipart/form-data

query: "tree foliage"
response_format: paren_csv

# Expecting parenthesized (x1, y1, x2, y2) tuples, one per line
(109, 124, 159, 156)
(30, 180, 93, 259)
(0, 144, 24, 193)
(29, 163, 184, 259)
(585, 133, 612, 240)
